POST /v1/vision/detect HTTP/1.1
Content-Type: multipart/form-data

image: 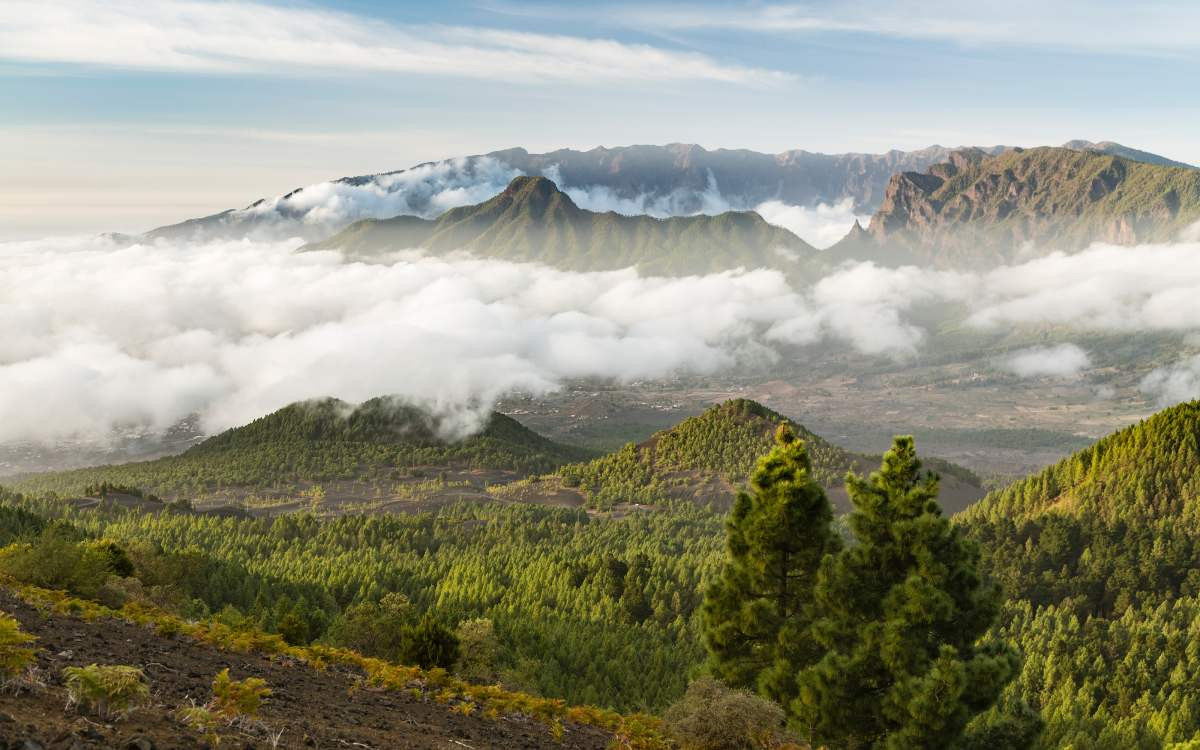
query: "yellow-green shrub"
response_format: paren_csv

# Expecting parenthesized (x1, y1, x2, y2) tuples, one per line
(0, 610, 37, 678)
(212, 668, 271, 718)
(63, 664, 150, 719)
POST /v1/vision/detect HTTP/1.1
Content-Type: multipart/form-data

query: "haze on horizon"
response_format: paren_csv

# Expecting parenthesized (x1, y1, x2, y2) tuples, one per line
(2, 0, 1199, 239)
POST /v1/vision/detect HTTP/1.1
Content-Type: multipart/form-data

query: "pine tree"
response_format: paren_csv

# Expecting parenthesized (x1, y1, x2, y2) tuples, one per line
(795, 436, 1021, 749)
(702, 424, 839, 709)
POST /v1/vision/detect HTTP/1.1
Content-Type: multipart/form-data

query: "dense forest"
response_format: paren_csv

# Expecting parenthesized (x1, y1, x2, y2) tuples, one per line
(959, 401, 1200, 748)
(0, 488, 720, 712)
(3, 400, 1200, 747)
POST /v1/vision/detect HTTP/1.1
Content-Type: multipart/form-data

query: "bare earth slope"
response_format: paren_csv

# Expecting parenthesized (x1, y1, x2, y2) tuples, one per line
(0, 588, 608, 750)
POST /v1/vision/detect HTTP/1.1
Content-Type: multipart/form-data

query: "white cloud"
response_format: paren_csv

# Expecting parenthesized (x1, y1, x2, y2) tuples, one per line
(220, 157, 526, 241)
(804, 262, 973, 355)
(967, 244, 1200, 332)
(0, 236, 860, 444)
(548, 165, 739, 217)
(11, 234, 1200, 446)
(1140, 355, 1200, 406)
(0, 0, 790, 85)
(1001, 344, 1091, 378)
(607, 1, 1200, 57)
(546, 165, 867, 248)
(754, 199, 871, 249)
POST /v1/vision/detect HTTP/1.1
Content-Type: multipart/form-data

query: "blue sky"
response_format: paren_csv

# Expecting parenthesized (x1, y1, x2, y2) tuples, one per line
(2, 0, 1199, 238)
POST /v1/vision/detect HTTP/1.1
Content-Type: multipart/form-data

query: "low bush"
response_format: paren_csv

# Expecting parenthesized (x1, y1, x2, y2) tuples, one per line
(63, 663, 150, 719)
(0, 611, 37, 679)
(212, 668, 271, 717)
(663, 678, 799, 750)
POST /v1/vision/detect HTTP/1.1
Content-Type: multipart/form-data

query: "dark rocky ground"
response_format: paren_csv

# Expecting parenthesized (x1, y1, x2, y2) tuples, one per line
(0, 590, 610, 750)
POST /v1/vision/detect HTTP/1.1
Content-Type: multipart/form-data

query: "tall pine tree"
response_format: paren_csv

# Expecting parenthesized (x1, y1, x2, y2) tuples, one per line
(795, 436, 1020, 749)
(702, 424, 839, 709)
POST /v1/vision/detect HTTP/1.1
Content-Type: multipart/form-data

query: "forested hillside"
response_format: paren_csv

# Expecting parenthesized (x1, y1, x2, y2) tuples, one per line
(548, 398, 982, 512)
(961, 401, 1200, 748)
(13, 398, 594, 505)
(7, 399, 1200, 746)
(0, 488, 721, 713)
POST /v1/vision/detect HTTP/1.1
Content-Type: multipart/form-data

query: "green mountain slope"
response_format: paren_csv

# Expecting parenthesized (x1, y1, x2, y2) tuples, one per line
(831, 146, 1200, 267)
(305, 176, 821, 276)
(14, 398, 594, 503)
(516, 399, 983, 513)
(959, 401, 1200, 748)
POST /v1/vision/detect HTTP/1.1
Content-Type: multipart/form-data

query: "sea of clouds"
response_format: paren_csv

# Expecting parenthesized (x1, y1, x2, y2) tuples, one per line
(4, 235, 1200, 445)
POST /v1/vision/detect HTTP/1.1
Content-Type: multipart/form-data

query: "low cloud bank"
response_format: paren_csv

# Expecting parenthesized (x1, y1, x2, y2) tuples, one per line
(7, 236, 1200, 446)
(754, 199, 871, 249)
(1141, 355, 1200, 405)
(225, 157, 524, 240)
(1001, 344, 1091, 378)
(0, 236, 851, 444)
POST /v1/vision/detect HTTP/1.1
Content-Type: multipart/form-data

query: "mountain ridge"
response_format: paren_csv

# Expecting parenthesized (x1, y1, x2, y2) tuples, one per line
(305, 175, 822, 275)
(829, 146, 1200, 267)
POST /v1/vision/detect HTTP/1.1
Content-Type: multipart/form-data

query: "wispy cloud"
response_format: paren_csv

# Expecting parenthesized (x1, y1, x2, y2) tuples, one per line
(1000, 344, 1092, 378)
(0, 0, 790, 85)
(555, 1, 1200, 57)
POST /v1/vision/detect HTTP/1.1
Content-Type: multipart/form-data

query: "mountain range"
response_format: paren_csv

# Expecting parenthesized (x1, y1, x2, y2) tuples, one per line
(309, 143, 1200, 275)
(140, 140, 1191, 247)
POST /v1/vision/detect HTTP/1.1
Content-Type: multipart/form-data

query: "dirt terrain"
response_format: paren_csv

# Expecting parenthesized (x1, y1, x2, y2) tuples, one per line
(0, 590, 610, 750)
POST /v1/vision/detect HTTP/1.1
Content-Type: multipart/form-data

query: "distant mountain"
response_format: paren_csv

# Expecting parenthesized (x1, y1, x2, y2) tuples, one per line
(831, 146, 1200, 267)
(141, 143, 1014, 244)
(503, 398, 983, 513)
(1062, 139, 1195, 169)
(13, 397, 594, 502)
(305, 176, 820, 275)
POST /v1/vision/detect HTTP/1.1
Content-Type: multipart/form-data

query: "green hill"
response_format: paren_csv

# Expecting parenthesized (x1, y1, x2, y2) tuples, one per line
(305, 176, 821, 276)
(832, 146, 1200, 267)
(959, 401, 1200, 748)
(13, 398, 594, 505)
(512, 399, 983, 513)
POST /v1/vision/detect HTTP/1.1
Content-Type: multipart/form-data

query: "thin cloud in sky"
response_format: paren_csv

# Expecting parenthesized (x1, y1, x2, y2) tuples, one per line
(0, 0, 791, 86)
(562, 1, 1200, 57)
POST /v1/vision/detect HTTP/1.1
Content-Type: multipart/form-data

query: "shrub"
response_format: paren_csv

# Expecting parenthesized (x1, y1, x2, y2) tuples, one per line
(63, 664, 150, 719)
(323, 592, 414, 659)
(276, 612, 310, 646)
(399, 615, 460, 670)
(0, 611, 37, 679)
(212, 668, 271, 717)
(663, 678, 796, 750)
(0, 530, 110, 598)
(178, 669, 271, 740)
(453, 618, 499, 683)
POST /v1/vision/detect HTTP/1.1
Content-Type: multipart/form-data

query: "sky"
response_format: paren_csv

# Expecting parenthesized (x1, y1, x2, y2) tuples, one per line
(2, 0, 1199, 239)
